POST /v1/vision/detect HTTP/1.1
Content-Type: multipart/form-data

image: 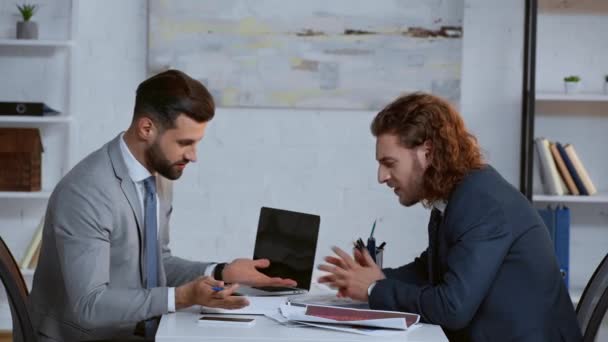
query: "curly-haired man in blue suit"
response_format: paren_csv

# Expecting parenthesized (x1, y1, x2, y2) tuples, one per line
(319, 92, 582, 342)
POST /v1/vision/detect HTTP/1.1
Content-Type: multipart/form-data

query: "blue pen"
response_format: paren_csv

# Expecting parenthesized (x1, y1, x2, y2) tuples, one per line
(367, 219, 377, 262)
(212, 286, 224, 292)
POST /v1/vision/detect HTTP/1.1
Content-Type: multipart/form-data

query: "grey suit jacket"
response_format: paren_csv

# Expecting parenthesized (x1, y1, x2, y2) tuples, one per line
(28, 134, 212, 341)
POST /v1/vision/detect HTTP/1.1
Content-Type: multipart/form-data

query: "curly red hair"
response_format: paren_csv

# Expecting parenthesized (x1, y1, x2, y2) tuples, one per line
(371, 92, 484, 205)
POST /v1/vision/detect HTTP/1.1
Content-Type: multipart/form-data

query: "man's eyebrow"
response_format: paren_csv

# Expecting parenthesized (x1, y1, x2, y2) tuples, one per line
(378, 156, 395, 163)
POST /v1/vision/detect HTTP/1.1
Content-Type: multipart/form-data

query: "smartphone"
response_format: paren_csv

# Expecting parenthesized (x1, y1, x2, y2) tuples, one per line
(197, 316, 256, 327)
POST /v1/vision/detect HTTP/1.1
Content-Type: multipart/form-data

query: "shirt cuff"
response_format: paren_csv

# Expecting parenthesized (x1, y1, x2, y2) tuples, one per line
(204, 263, 217, 277)
(168, 287, 176, 312)
(367, 281, 377, 297)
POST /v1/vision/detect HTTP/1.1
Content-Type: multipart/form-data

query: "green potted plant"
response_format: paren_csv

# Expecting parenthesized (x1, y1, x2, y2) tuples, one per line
(16, 3, 38, 40)
(563, 75, 580, 94)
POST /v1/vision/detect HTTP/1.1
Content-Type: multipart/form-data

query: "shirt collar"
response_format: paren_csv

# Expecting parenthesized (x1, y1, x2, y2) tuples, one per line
(433, 201, 447, 213)
(119, 133, 153, 183)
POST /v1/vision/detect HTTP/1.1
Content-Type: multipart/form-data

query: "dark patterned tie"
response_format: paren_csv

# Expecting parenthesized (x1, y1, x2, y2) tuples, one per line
(427, 208, 442, 285)
(143, 176, 158, 337)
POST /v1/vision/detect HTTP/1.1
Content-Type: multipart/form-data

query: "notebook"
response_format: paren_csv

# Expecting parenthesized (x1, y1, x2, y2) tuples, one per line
(236, 207, 320, 296)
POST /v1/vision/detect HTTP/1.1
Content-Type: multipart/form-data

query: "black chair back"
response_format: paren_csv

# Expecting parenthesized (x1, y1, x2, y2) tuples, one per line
(0, 237, 36, 342)
(577, 253, 608, 342)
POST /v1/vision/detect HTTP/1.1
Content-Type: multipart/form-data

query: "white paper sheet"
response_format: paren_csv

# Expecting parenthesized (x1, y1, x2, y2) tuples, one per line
(200, 296, 288, 315)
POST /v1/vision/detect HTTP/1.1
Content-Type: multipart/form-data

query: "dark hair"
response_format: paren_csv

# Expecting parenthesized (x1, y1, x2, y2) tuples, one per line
(371, 92, 484, 204)
(133, 69, 215, 129)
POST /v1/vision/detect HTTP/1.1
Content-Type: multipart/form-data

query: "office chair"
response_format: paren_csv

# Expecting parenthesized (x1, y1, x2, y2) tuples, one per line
(576, 252, 608, 342)
(0, 237, 36, 342)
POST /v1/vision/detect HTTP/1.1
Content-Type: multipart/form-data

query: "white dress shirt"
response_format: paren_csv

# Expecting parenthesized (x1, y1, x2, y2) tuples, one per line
(119, 134, 177, 312)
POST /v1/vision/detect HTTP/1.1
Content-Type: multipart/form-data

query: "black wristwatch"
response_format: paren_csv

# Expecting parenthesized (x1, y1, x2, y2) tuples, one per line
(213, 262, 227, 281)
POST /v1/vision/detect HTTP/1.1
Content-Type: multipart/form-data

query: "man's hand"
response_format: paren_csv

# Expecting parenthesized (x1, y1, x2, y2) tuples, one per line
(318, 246, 386, 301)
(175, 276, 249, 310)
(222, 258, 297, 287)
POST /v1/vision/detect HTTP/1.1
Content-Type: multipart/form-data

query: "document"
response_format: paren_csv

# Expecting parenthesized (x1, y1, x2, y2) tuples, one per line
(278, 303, 420, 336)
(200, 296, 288, 315)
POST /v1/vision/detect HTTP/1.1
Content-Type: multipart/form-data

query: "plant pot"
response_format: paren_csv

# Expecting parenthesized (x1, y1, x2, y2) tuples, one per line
(16, 21, 38, 40)
(604, 82, 608, 95)
(564, 81, 580, 94)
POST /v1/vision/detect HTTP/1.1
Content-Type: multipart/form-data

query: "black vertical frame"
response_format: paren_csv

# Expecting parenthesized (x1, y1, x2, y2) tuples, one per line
(520, 0, 538, 200)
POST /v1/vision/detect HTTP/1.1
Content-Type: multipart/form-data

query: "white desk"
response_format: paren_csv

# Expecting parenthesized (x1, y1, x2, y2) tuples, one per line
(156, 307, 447, 342)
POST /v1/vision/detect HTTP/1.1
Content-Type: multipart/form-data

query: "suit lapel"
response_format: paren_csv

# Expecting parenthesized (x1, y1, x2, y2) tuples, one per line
(107, 134, 145, 284)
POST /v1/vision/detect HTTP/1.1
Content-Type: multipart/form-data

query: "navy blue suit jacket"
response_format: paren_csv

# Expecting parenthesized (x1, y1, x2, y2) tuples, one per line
(369, 165, 582, 341)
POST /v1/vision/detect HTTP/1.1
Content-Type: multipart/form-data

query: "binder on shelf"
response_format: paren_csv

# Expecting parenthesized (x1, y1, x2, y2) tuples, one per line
(537, 206, 569, 288)
(554, 206, 570, 288)
(537, 206, 555, 242)
(0, 102, 59, 116)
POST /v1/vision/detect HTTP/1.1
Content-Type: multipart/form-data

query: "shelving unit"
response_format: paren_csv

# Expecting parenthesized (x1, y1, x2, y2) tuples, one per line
(0, 0, 77, 334)
(521, 0, 608, 308)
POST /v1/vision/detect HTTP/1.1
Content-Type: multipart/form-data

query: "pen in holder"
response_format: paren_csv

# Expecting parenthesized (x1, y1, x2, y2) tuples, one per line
(353, 239, 384, 269)
(375, 246, 384, 269)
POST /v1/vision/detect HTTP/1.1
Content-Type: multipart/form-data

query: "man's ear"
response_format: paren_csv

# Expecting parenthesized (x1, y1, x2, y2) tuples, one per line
(417, 140, 433, 168)
(135, 116, 158, 142)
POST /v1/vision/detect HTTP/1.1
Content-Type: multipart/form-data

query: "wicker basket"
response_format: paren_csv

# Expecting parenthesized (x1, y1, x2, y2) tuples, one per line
(0, 128, 42, 191)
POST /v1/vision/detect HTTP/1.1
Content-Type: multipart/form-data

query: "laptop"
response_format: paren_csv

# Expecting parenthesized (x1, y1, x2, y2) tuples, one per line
(236, 207, 320, 296)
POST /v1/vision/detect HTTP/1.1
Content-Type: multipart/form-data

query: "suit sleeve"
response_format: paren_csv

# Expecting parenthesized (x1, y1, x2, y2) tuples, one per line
(382, 250, 429, 286)
(52, 183, 168, 330)
(369, 204, 510, 330)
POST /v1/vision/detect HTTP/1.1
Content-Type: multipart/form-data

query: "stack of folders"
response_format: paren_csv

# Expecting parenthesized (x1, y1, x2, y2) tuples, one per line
(537, 206, 570, 288)
(534, 137, 597, 196)
(276, 303, 420, 336)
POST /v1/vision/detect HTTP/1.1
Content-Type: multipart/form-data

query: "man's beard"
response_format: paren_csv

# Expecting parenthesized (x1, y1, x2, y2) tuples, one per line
(146, 140, 185, 180)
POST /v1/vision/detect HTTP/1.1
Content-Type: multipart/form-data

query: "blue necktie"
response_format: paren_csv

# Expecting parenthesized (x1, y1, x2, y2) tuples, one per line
(143, 176, 158, 337)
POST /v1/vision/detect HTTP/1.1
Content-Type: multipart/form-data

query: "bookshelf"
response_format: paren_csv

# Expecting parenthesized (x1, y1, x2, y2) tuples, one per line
(0, 0, 77, 335)
(521, 0, 608, 308)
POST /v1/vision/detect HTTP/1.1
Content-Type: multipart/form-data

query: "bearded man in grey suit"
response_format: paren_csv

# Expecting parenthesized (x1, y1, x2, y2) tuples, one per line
(28, 70, 296, 341)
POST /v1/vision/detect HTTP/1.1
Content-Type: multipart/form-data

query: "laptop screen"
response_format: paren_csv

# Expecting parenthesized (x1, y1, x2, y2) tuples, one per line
(252, 207, 320, 291)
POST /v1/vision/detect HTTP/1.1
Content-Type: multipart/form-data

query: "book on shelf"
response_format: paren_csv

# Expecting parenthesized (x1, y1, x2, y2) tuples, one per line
(20, 215, 44, 270)
(556, 142, 588, 196)
(564, 144, 597, 196)
(549, 143, 579, 195)
(535, 137, 566, 195)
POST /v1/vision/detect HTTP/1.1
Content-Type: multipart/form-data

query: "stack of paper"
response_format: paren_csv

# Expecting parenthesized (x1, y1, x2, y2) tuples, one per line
(277, 303, 420, 336)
